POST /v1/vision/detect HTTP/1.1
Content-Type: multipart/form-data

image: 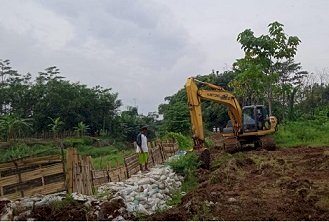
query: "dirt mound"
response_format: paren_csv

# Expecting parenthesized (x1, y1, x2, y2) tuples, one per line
(145, 146, 329, 221)
(28, 203, 87, 221)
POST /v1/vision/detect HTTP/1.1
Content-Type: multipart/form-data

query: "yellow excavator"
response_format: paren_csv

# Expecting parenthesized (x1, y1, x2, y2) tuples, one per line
(185, 77, 278, 168)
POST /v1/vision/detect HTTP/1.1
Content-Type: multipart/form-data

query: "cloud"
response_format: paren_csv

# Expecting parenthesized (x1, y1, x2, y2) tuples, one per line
(0, 0, 206, 114)
(0, 0, 328, 114)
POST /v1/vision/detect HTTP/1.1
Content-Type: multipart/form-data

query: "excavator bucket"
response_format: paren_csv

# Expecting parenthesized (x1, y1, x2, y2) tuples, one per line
(194, 148, 210, 170)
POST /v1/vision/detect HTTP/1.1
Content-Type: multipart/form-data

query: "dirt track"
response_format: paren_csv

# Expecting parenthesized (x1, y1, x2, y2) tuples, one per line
(146, 146, 329, 221)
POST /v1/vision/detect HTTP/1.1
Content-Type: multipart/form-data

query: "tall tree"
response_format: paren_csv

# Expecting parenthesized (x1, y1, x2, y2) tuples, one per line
(233, 21, 301, 115)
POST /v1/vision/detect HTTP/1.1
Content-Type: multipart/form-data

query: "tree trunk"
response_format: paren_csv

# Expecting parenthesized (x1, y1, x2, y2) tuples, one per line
(268, 85, 273, 116)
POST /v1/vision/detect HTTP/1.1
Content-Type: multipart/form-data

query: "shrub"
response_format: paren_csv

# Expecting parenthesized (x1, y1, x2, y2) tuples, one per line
(163, 132, 193, 150)
(167, 152, 200, 176)
(63, 136, 93, 147)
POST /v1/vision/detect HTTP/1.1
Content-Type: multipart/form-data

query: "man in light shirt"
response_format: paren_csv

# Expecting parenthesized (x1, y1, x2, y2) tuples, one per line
(136, 126, 150, 172)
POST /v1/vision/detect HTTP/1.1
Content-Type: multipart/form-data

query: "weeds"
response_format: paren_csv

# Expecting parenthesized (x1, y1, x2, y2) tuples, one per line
(50, 193, 77, 212)
(166, 152, 200, 207)
(0, 143, 61, 162)
(166, 191, 183, 206)
(163, 132, 193, 150)
(191, 204, 212, 221)
(166, 152, 200, 176)
(275, 119, 329, 147)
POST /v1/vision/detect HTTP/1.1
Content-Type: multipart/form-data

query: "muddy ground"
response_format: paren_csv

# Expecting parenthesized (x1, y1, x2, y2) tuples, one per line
(146, 146, 329, 221)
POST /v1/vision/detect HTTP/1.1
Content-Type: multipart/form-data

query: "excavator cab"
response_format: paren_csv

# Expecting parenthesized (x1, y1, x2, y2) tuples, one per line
(242, 105, 269, 133)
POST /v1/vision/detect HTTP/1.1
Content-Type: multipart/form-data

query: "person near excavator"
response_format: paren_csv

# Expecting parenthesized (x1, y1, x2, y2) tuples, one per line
(136, 126, 150, 172)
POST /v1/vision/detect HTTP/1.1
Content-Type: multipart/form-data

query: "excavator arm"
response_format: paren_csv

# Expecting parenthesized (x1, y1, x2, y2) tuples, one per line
(186, 77, 243, 149)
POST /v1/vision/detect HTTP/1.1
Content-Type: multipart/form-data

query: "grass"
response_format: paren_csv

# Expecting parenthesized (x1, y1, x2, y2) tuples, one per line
(274, 118, 329, 147)
(75, 144, 134, 169)
(0, 143, 61, 163)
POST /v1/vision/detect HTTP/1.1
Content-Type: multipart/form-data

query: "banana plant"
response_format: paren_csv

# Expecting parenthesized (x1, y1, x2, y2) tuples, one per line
(74, 121, 90, 137)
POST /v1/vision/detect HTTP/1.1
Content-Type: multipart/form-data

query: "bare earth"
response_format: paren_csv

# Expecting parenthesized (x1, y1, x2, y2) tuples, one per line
(146, 146, 329, 221)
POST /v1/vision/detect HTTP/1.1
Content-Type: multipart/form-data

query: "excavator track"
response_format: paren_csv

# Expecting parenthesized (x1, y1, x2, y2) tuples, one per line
(257, 135, 276, 151)
(223, 137, 241, 153)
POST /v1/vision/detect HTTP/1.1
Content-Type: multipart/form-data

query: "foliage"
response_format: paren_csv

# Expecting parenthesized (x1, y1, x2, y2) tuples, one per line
(0, 143, 60, 162)
(232, 21, 302, 115)
(166, 153, 200, 207)
(163, 132, 193, 150)
(92, 154, 125, 169)
(205, 137, 215, 148)
(158, 89, 191, 135)
(69, 143, 134, 169)
(0, 59, 161, 142)
(48, 117, 63, 138)
(158, 71, 236, 135)
(274, 114, 329, 147)
(63, 137, 94, 147)
(0, 115, 32, 141)
(49, 193, 89, 213)
(74, 121, 90, 137)
(167, 152, 200, 176)
(115, 106, 160, 142)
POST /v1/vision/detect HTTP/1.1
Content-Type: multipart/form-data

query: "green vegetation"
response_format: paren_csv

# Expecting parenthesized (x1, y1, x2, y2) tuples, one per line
(66, 139, 134, 169)
(63, 137, 94, 147)
(166, 152, 200, 206)
(49, 193, 89, 216)
(0, 143, 61, 162)
(167, 152, 200, 176)
(0, 60, 159, 143)
(275, 117, 329, 147)
(163, 132, 193, 150)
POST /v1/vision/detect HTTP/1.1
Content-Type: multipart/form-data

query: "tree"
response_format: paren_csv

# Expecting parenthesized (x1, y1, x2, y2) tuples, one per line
(274, 59, 308, 120)
(158, 71, 237, 135)
(48, 117, 63, 138)
(74, 121, 90, 137)
(0, 115, 32, 141)
(233, 21, 301, 115)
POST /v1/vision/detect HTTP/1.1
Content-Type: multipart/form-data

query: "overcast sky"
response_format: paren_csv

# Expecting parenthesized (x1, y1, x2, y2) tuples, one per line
(0, 0, 328, 114)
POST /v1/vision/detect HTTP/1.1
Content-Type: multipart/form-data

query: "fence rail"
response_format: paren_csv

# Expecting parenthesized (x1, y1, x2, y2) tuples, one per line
(0, 155, 65, 199)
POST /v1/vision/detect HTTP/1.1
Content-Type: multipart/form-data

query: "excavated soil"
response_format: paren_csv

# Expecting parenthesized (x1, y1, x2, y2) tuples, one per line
(146, 146, 329, 221)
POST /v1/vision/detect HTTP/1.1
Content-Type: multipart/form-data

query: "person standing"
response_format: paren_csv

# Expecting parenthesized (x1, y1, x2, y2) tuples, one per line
(136, 126, 150, 172)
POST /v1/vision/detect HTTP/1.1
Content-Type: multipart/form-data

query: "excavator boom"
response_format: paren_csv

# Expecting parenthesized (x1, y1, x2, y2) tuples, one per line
(185, 77, 277, 152)
(186, 77, 242, 148)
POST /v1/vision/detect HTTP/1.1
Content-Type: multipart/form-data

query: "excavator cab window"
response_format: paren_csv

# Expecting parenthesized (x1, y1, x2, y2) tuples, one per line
(257, 106, 270, 130)
(242, 106, 257, 132)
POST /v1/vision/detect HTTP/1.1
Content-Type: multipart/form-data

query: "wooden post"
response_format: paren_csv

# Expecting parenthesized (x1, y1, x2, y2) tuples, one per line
(150, 149, 155, 166)
(66, 148, 75, 193)
(59, 140, 66, 186)
(107, 164, 111, 182)
(13, 160, 24, 198)
(124, 158, 129, 179)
